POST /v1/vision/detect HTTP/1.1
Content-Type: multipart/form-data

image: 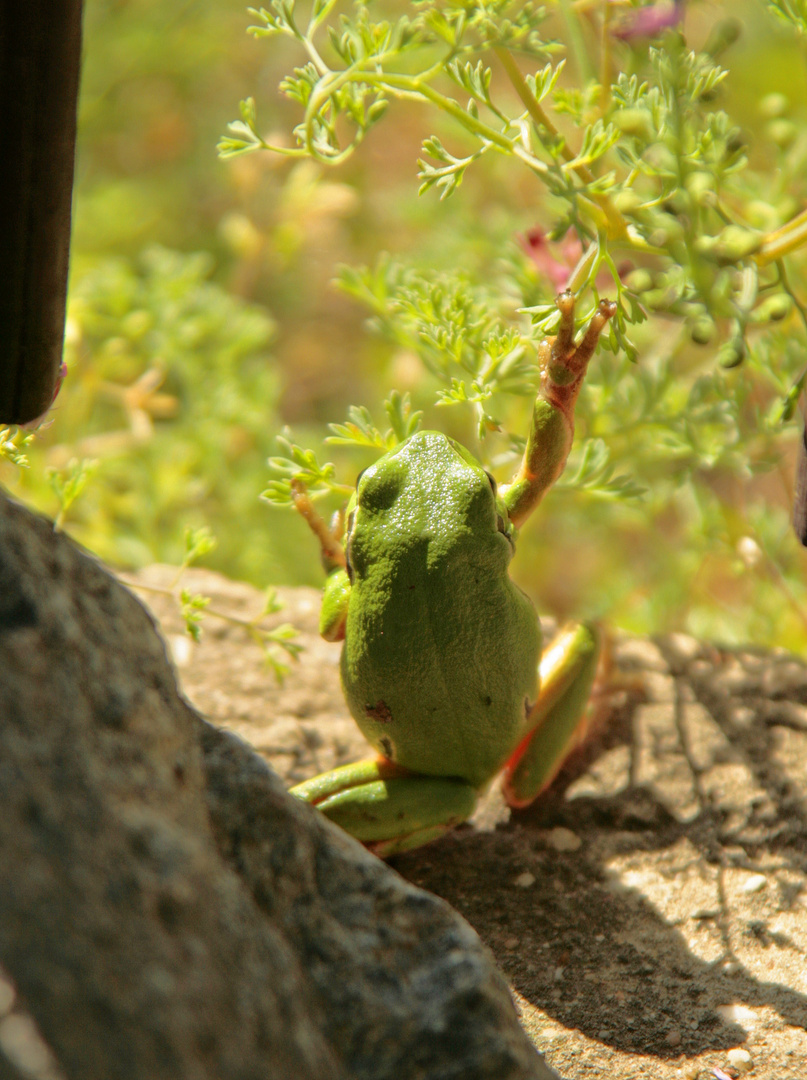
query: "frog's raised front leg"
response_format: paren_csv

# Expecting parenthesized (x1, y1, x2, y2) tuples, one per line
(501, 292, 617, 529)
(502, 622, 602, 808)
(290, 759, 477, 858)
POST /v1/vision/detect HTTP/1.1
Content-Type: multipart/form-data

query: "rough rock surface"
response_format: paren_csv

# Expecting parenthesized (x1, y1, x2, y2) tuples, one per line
(0, 490, 556, 1080)
(136, 564, 807, 1080)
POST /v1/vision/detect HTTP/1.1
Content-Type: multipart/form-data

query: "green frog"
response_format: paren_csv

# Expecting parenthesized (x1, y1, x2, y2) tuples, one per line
(290, 291, 616, 857)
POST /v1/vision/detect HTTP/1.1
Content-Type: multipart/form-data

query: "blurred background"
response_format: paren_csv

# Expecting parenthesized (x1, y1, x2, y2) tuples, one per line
(4, 0, 807, 652)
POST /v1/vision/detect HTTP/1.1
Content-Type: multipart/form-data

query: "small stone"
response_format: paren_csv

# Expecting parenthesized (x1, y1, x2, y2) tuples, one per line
(597, 1029, 612, 1041)
(503, 937, 519, 950)
(513, 871, 536, 888)
(729, 705, 756, 729)
(739, 874, 767, 895)
(762, 659, 807, 697)
(664, 1028, 682, 1046)
(616, 638, 668, 671)
(716, 1004, 758, 1030)
(169, 633, 193, 667)
(547, 827, 582, 852)
(641, 671, 676, 702)
(663, 632, 703, 664)
(727, 1047, 753, 1073)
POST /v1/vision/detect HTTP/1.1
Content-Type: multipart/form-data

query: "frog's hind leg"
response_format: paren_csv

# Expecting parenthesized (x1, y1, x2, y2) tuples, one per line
(502, 621, 603, 808)
(290, 758, 478, 858)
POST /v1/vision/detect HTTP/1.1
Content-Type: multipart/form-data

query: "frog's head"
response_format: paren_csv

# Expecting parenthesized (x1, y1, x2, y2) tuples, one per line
(345, 430, 515, 580)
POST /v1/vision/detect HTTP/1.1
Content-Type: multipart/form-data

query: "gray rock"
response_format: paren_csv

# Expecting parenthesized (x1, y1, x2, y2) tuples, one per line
(0, 490, 557, 1080)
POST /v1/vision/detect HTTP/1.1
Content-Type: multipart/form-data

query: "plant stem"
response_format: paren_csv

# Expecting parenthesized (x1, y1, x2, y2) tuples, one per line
(494, 46, 627, 239)
(557, 0, 594, 85)
(120, 577, 295, 643)
(755, 208, 807, 267)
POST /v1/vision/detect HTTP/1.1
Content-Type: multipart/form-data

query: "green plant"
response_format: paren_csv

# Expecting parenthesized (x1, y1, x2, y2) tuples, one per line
(117, 526, 301, 678)
(223, 0, 807, 650)
(1, 246, 292, 582)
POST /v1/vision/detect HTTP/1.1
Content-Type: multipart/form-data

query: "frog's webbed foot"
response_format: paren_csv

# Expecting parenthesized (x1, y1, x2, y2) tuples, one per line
(290, 758, 477, 858)
(543, 292, 617, 420)
(502, 621, 603, 808)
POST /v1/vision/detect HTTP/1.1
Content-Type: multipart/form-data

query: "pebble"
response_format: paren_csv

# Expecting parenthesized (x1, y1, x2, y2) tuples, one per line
(615, 638, 668, 671)
(513, 871, 536, 888)
(664, 1028, 682, 1046)
(716, 1003, 758, 1030)
(169, 633, 193, 667)
(678, 1065, 700, 1079)
(663, 632, 702, 663)
(727, 1047, 753, 1073)
(739, 874, 767, 895)
(547, 827, 582, 852)
(503, 937, 519, 950)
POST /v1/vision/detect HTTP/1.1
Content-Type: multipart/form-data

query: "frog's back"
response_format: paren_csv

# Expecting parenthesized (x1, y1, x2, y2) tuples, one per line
(341, 432, 540, 788)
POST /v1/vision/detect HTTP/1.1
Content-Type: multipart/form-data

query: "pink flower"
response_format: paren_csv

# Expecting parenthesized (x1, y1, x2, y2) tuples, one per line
(612, 0, 684, 41)
(518, 228, 633, 292)
(518, 228, 583, 292)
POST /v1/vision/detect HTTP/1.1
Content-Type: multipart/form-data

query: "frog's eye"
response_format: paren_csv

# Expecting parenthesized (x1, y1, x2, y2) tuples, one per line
(484, 470, 498, 496)
(357, 467, 401, 512)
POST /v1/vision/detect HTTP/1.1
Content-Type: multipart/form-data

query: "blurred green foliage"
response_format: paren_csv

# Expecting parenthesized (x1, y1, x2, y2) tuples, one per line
(3, 0, 807, 654)
(10, 245, 285, 579)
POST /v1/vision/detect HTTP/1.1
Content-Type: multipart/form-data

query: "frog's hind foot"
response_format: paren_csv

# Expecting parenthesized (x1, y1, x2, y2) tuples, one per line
(502, 621, 604, 809)
(290, 758, 477, 858)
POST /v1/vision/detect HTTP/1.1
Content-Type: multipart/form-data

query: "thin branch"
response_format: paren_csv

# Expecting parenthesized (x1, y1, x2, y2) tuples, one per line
(494, 47, 627, 238)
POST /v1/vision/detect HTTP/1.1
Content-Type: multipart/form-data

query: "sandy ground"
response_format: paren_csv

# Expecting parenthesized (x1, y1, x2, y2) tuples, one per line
(134, 567, 807, 1080)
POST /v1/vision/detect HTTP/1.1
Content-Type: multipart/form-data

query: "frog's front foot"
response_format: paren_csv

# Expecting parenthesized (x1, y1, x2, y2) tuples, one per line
(290, 758, 477, 858)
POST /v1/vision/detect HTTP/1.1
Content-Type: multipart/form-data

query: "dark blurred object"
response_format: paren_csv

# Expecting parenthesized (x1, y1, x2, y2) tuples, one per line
(794, 423, 807, 545)
(0, 3, 83, 425)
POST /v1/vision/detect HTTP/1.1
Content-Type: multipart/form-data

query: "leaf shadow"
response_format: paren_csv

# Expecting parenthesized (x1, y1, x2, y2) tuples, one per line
(394, 642, 807, 1061)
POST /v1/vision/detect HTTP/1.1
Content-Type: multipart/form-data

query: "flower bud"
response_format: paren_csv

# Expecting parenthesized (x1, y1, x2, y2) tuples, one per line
(624, 268, 653, 293)
(690, 316, 716, 345)
(766, 118, 797, 150)
(718, 338, 746, 368)
(613, 108, 653, 139)
(696, 226, 762, 265)
(759, 92, 789, 119)
(752, 294, 792, 323)
(686, 172, 716, 206)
